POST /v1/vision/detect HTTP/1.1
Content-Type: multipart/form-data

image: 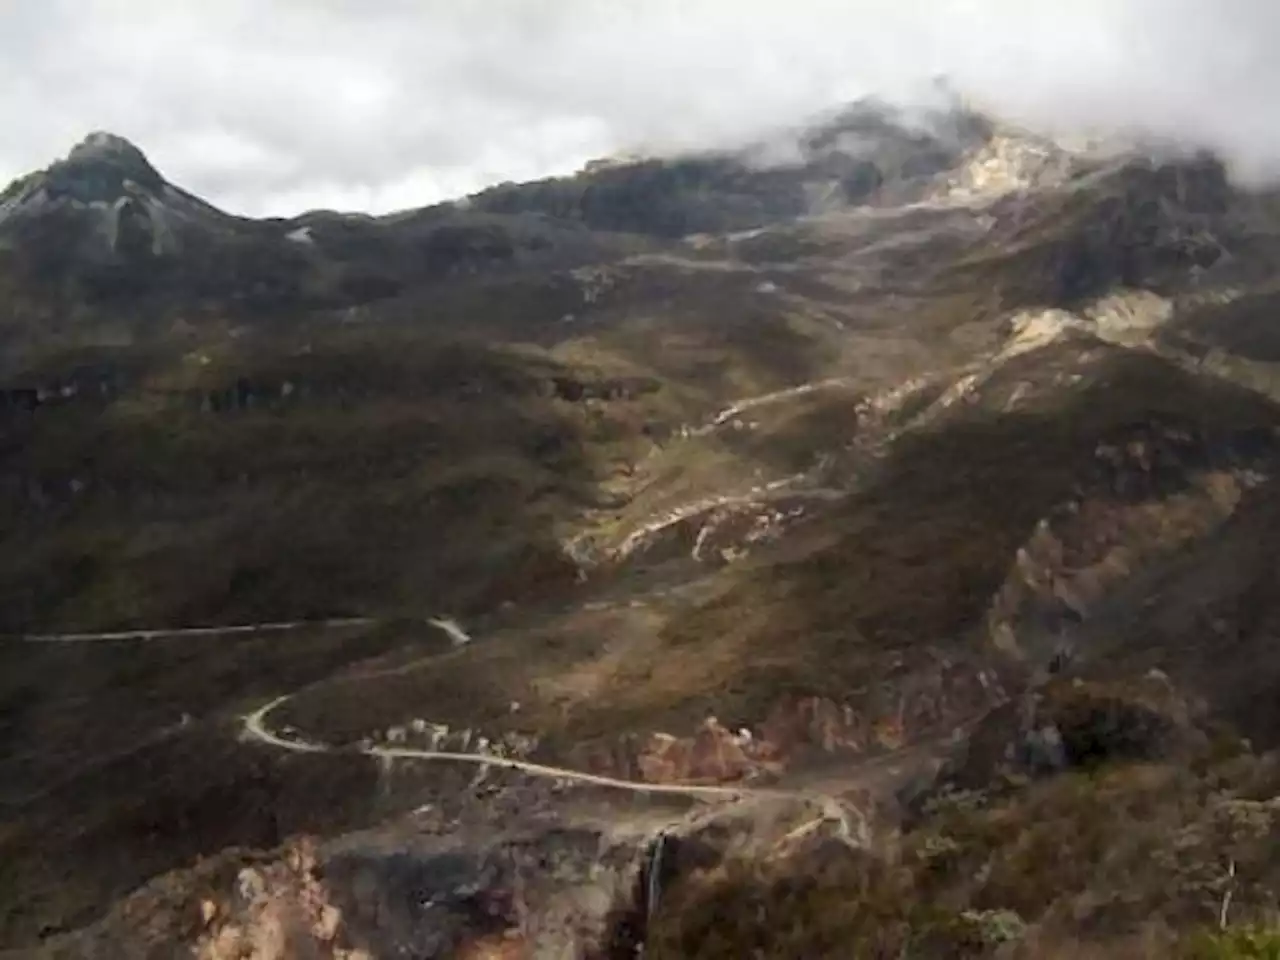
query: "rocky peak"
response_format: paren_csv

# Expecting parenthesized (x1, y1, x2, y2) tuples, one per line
(0, 133, 168, 219)
(0, 132, 238, 271)
(60, 131, 165, 192)
(0, 131, 172, 235)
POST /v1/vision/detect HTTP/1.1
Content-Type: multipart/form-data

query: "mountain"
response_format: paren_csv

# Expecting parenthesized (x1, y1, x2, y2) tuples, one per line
(453, 98, 997, 235)
(6, 100, 1280, 957)
(0, 101, 993, 352)
(0, 132, 238, 254)
(0, 131, 296, 308)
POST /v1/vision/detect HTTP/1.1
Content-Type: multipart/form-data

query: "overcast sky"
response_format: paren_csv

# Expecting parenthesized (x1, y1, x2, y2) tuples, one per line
(1, 0, 1277, 217)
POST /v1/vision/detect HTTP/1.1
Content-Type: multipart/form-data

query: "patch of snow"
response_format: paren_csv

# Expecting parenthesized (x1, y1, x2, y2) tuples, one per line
(286, 225, 314, 245)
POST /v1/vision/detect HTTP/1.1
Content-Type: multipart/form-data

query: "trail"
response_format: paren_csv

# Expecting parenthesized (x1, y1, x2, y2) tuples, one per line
(241, 693, 962, 816)
(15, 615, 476, 646)
(243, 695, 752, 800)
(19, 617, 375, 644)
(22, 370, 964, 816)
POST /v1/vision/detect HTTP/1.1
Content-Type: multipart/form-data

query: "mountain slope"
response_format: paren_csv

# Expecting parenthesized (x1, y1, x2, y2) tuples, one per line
(7, 100, 1280, 955)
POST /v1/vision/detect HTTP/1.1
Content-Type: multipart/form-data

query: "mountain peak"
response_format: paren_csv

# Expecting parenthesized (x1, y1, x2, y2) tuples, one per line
(67, 131, 154, 169)
(53, 131, 165, 195)
(0, 132, 223, 266)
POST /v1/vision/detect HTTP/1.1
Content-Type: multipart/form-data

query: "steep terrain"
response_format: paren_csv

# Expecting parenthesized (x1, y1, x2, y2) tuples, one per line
(6, 99, 1280, 957)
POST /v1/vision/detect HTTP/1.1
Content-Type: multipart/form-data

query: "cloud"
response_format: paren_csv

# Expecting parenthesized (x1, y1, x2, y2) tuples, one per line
(1, 0, 1277, 216)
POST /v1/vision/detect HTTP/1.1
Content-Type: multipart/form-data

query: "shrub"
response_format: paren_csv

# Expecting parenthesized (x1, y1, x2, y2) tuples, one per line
(1186, 925, 1280, 960)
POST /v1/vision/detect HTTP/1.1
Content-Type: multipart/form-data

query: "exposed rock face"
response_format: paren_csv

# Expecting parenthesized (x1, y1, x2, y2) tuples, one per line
(56, 132, 167, 196)
(635, 718, 756, 784)
(0, 132, 211, 263)
(754, 665, 1006, 764)
(986, 422, 1276, 666)
(25, 793, 849, 960)
(193, 840, 361, 960)
(987, 152, 1232, 307)
(758, 696, 908, 758)
(571, 664, 1006, 786)
(930, 128, 1082, 204)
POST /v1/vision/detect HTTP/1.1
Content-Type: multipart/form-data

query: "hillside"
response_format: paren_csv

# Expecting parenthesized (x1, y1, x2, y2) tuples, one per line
(6, 100, 1280, 957)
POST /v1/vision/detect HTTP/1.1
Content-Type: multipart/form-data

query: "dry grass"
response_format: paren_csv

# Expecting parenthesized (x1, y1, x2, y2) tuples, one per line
(646, 748, 1280, 959)
(265, 341, 1280, 758)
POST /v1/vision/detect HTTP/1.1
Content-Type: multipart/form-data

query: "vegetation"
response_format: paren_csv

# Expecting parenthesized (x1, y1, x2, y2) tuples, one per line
(548, 342, 1280, 742)
(647, 748, 1280, 958)
(7, 104, 1280, 957)
(1189, 926, 1280, 960)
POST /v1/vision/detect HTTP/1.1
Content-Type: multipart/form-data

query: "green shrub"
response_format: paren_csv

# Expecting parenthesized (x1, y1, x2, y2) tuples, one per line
(1187, 926, 1280, 960)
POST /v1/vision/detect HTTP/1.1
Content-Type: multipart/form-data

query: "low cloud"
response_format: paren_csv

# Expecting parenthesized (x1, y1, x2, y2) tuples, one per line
(1, 0, 1277, 215)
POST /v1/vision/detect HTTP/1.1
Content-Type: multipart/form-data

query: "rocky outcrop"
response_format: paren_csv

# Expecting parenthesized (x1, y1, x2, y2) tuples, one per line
(982, 152, 1232, 310)
(192, 840, 358, 960)
(929, 129, 1082, 204)
(753, 666, 1005, 764)
(0, 132, 238, 267)
(635, 718, 756, 784)
(986, 422, 1275, 666)
(26, 791, 850, 960)
(572, 664, 1006, 787)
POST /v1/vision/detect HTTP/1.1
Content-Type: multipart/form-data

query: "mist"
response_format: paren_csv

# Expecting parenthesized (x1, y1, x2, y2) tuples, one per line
(1, 0, 1277, 216)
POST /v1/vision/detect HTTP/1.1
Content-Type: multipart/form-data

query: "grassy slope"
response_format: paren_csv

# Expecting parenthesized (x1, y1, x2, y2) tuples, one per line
(0, 332, 640, 631)
(581, 345, 1280, 738)
(262, 342, 1280, 760)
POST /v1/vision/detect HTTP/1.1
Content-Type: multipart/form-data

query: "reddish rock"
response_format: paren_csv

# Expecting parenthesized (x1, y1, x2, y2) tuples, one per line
(687, 717, 753, 782)
(634, 718, 752, 783)
(759, 696, 870, 759)
(572, 664, 1003, 785)
(636, 732, 689, 783)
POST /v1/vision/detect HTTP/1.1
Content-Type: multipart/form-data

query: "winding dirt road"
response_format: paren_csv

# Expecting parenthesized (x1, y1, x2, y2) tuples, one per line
(18, 618, 375, 644)
(18, 376, 966, 828)
(242, 694, 755, 801)
(239, 689, 969, 846)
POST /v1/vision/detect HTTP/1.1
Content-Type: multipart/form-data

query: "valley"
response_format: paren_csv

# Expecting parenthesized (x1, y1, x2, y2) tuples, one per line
(4, 98, 1280, 957)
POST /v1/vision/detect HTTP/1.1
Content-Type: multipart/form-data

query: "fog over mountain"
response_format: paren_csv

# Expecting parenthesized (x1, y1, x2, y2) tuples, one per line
(14, 4, 1280, 957)
(2, 1, 1277, 215)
